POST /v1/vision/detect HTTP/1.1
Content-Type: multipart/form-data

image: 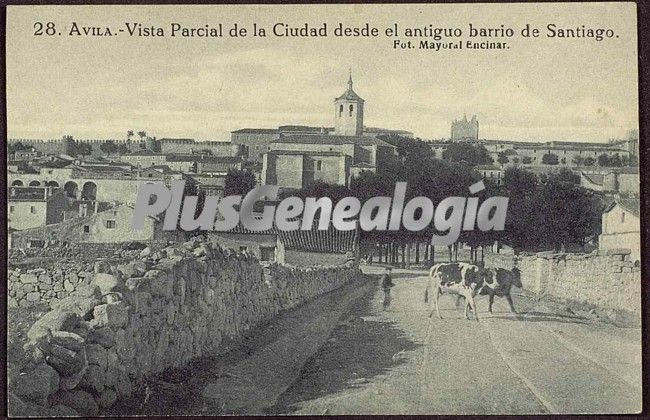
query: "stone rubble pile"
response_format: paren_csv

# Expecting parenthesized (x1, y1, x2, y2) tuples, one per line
(7, 238, 359, 416)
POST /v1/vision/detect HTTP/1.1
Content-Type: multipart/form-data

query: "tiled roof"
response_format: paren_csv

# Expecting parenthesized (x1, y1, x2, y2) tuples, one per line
(167, 155, 243, 163)
(335, 87, 364, 102)
(603, 198, 640, 219)
(617, 198, 640, 218)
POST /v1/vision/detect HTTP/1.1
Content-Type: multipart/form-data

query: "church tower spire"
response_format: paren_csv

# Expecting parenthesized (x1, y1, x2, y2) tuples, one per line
(334, 71, 364, 136)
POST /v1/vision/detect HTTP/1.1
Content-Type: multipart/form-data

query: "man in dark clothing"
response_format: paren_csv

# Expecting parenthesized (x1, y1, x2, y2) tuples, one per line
(381, 267, 394, 311)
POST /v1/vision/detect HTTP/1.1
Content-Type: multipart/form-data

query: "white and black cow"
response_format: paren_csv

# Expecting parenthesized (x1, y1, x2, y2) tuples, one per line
(477, 267, 522, 314)
(424, 262, 483, 321)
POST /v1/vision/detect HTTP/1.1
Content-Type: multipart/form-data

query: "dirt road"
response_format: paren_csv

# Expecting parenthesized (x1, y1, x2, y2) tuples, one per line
(112, 265, 642, 415)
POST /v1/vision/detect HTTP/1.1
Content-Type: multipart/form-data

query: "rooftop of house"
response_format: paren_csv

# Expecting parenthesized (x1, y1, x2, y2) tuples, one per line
(272, 134, 394, 148)
(167, 154, 243, 163)
(604, 198, 640, 219)
(231, 128, 279, 135)
(122, 149, 166, 156)
(267, 150, 345, 157)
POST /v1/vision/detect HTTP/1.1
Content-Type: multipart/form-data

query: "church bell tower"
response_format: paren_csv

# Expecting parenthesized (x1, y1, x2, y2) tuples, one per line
(334, 72, 364, 136)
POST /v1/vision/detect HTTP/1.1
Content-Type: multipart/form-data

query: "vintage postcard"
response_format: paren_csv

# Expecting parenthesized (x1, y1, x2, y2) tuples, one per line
(5, 2, 642, 416)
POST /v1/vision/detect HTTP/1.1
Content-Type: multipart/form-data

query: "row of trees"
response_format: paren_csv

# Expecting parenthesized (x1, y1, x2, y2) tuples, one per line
(281, 136, 605, 265)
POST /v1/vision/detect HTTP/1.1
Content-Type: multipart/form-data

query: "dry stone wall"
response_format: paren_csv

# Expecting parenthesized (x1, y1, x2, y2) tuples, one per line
(7, 238, 360, 416)
(485, 249, 641, 320)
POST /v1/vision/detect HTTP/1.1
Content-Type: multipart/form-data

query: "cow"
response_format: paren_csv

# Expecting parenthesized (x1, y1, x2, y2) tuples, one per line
(424, 262, 483, 321)
(476, 267, 522, 314)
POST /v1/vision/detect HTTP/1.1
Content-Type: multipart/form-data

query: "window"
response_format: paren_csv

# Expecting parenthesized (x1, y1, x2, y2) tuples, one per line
(30, 206, 36, 214)
(621, 212, 626, 223)
(316, 160, 322, 171)
(260, 246, 275, 262)
(83, 225, 90, 233)
(106, 220, 116, 229)
(9, 205, 14, 213)
(349, 104, 354, 116)
(339, 104, 343, 117)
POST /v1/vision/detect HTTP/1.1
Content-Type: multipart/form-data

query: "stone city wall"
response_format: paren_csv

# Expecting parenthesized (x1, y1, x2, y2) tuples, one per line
(484, 249, 641, 319)
(7, 238, 360, 416)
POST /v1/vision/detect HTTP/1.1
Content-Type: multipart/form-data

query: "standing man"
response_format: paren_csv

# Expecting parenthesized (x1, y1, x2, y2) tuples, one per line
(381, 267, 394, 311)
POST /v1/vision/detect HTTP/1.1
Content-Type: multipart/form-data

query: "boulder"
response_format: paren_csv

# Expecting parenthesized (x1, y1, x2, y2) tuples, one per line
(85, 343, 108, 369)
(96, 388, 117, 408)
(51, 294, 101, 319)
(50, 389, 99, 416)
(49, 404, 79, 416)
(79, 364, 105, 394)
(27, 310, 86, 343)
(88, 326, 117, 348)
(92, 302, 129, 329)
(13, 363, 60, 406)
(92, 273, 124, 295)
(7, 392, 50, 417)
(20, 274, 38, 284)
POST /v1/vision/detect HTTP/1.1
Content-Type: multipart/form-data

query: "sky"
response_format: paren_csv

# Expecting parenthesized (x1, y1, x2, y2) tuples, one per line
(6, 3, 639, 143)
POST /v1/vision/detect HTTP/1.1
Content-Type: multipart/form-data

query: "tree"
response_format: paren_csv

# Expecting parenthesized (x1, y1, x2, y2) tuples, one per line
(224, 169, 257, 196)
(100, 141, 118, 155)
(541, 152, 559, 165)
(497, 152, 509, 165)
(441, 143, 493, 166)
(137, 131, 147, 140)
(548, 168, 580, 184)
(583, 157, 596, 166)
(598, 153, 624, 167)
(572, 155, 584, 166)
(522, 156, 533, 164)
(501, 167, 600, 253)
(127, 130, 134, 141)
(8, 142, 30, 154)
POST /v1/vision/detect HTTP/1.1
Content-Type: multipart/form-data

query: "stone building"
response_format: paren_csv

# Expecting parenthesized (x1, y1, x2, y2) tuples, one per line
(451, 114, 479, 140)
(119, 149, 168, 168)
(580, 168, 639, 195)
(8, 186, 69, 231)
(474, 164, 504, 186)
(10, 204, 161, 248)
(599, 198, 640, 262)
(334, 73, 364, 136)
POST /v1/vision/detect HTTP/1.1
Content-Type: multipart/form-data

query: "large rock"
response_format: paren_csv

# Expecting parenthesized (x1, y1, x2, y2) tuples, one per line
(51, 294, 101, 319)
(92, 273, 124, 295)
(13, 363, 60, 406)
(92, 302, 129, 329)
(50, 389, 99, 416)
(85, 343, 108, 369)
(20, 273, 38, 284)
(7, 392, 50, 417)
(88, 326, 116, 348)
(27, 310, 86, 343)
(31, 330, 87, 378)
(96, 388, 117, 408)
(79, 364, 105, 394)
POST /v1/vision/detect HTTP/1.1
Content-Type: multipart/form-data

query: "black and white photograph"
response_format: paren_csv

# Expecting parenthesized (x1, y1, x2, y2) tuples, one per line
(4, 2, 643, 416)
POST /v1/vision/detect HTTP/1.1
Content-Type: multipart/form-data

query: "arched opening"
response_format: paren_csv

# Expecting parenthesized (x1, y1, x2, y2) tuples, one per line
(45, 181, 60, 188)
(81, 181, 97, 201)
(339, 104, 343, 117)
(11, 180, 23, 186)
(349, 104, 354, 116)
(64, 181, 78, 199)
(29, 180, 41, 186)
